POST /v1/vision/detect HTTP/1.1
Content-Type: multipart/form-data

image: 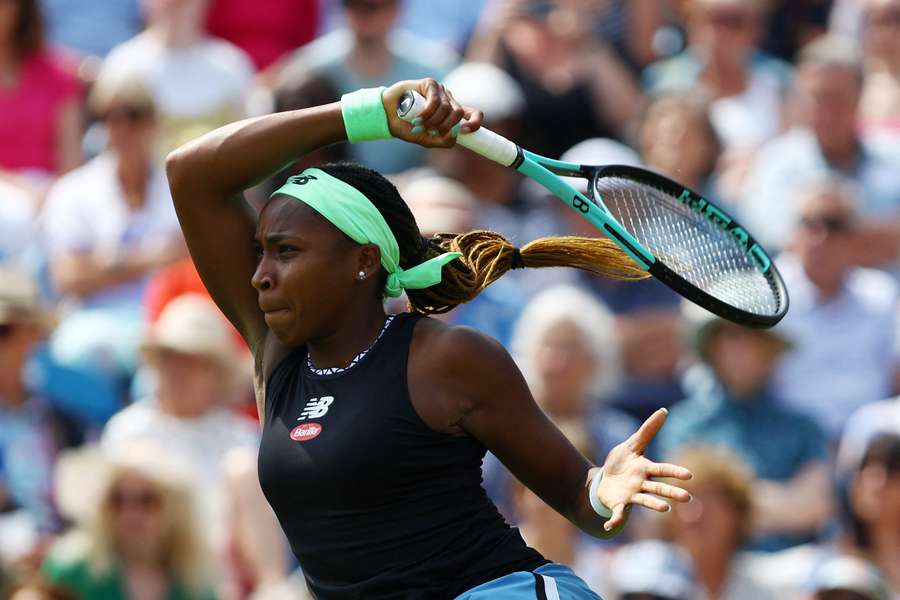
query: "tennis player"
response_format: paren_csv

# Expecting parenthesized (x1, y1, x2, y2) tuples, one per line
(165, 78, 693, 599)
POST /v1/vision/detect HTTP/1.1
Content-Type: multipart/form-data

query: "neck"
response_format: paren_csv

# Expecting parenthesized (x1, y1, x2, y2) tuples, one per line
(684, 540, 734, 600)
(157, 391, 210, 419)
(870, 529, 900, 589)
(701, 57, 748, 97)
(348, 38, 391, 78)
(0, 359, 28, 408)
(151, 10, 203, 50)
(116, 152, 150, 210)
(306, 302, 387, 369)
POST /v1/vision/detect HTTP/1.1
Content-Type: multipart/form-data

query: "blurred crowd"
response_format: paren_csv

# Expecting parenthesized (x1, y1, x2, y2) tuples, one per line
(1, 0, 899, 599)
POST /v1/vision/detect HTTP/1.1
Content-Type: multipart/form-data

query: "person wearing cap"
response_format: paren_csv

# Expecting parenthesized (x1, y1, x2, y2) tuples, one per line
(0, 265, 82, 538)
(656, 302, 832, 552)
(100, 294, 288, 597)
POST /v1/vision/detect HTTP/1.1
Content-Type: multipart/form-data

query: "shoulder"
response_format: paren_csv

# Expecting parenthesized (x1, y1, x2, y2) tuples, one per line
(846, 267, 898, 313)
(44, 157, 109, 210)
(411, 317, 514, 379)
(199, 36, 256, 78)
(42, 532, 93, 583)
(101, 401, 159, 446)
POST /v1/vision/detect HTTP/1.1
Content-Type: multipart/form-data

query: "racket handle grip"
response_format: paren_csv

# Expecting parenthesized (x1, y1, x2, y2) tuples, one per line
(396, 90, 520, 168)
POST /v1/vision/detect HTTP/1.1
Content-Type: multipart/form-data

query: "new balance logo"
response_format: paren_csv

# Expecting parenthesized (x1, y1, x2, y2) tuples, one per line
(297, 396, 334, 421)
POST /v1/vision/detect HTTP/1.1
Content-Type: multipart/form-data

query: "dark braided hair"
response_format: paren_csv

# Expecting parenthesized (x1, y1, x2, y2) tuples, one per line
(317, 162, 648, 314)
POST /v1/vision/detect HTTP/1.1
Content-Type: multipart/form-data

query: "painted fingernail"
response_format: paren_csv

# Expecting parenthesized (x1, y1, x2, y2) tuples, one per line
(450, 123, 461, 138)
(688, 494, 693, 503)
(411, 117, 423, 126)
(411, 125, 423, 135)
(460, 125, 471, 134)
(603, 523, 612, 531)
(665, 504, 672, 512)
(427, 129, 438, 137)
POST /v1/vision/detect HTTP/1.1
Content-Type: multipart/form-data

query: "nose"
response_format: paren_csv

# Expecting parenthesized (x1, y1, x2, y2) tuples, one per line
(251, 256, 274, 292)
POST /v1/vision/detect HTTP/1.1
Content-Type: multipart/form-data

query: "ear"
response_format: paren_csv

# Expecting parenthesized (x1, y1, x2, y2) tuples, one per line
(357, 243, 381, 279)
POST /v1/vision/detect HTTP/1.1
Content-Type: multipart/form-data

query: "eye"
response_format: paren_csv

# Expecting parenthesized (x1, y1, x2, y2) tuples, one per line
(253, 243, 263, 259)
(277, 244, 298, 255)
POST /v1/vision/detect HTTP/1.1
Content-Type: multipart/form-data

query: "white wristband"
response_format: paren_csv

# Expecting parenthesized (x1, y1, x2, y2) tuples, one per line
(589, 468, 613, 518)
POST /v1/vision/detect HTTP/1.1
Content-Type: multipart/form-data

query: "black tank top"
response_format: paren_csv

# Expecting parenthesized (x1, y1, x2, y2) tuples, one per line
(257, 312, 547, 599)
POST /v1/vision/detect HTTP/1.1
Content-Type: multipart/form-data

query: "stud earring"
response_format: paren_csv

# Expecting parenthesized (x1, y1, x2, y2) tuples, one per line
(357, 270, 366, 281)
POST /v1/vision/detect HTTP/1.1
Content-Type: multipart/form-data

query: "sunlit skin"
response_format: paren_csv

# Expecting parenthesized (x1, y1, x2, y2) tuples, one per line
(153, 349, 221, 418)
(789, 192, 857, 299)
(167, 77, 693, 544)
(705, 324, 783, 398)
(796, 65, 862, 169)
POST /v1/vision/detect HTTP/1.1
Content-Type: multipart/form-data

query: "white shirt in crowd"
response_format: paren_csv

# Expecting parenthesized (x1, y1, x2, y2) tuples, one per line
(0, 180, 37, 262)
(772, 254, 899, 440)
(100, 398, 260, 547)
(41, 153, 181, 308)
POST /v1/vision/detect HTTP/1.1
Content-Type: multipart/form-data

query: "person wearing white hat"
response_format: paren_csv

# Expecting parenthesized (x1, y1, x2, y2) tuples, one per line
(100, 294, 289, 596)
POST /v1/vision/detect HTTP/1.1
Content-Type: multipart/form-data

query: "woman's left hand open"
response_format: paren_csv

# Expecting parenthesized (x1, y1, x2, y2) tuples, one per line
(596, 408, 693, 531)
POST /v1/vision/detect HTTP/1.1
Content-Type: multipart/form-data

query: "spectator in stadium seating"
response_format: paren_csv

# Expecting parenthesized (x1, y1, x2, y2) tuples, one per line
(402, 174, 525, 348)
(41, 0, 141, 59)
(43, 443, 220, 600)
(663, 447, 776, 600)
(757, 0, 832, 63)
(101, 295, 287, 597)
(483, 285, 638, 517)
(0, 266, 81, 537)
(466, 0, 642, 159)
(860, 0, 900, 136)
(771, 179, 898, 441)
(0, 0, 82, 186)
(837, 395, 900, 480)
(274, 0, 457, 174)
(554, 138, 682, 423)
(100, 0, 255, 156)
(842, 433, 900, 594)
(0, 179, 38, 263)
(638, 92, 724, 202)
(740, 35, 900, 251)
(205, 0, 318, 71)
(657, 304, 832, 551)
(510, 285, 636, 463)
(605, 539, 698, 600)
(807, 555, 894, 600)
(42, 73, 185, 380)
(643, 0, 790, 155)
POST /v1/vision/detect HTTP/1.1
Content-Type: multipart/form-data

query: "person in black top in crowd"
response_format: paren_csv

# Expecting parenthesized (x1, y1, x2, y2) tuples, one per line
(164, 77, 692, 599)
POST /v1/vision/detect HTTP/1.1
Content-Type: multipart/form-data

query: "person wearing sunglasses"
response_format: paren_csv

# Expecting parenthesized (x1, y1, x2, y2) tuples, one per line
(771, 177, 899, 442)
(41, 72, 186, 388)
(43, 443, 219, 600)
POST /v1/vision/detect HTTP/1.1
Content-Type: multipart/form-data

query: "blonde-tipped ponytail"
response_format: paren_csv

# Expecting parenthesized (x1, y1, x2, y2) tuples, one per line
(406, 230, 649, 315)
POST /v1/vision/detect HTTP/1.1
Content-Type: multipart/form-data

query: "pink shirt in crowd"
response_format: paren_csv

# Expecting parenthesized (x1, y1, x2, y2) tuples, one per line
(205, 0, 319, 70)
(0, 50, 81, 175)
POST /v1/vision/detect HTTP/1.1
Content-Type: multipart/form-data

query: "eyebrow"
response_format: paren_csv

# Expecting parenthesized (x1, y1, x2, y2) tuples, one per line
(253, 233, 303, 244)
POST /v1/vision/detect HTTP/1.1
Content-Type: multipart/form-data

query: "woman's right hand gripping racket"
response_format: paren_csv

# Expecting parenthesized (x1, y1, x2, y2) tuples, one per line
(397, 90, 788, 328)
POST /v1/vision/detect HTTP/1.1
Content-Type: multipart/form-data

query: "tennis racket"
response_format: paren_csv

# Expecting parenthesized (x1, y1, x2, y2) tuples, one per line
(397, 90, 788, 328)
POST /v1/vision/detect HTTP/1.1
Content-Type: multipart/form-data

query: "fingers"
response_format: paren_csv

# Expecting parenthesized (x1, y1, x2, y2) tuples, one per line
(603, 503, 627, 532)
(640, 480, 691, 503)
(630, 493, 671, 513)
(460, 108, 483, 134)
(626, 408, 668, 454)
(646, 462, 693, 481)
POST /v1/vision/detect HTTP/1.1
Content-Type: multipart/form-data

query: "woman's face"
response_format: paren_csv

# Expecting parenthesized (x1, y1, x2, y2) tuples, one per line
(532, 319, 596, 413)
(154, 348, 221, 416)
(641, 101, 717, 185)
(253, 196, 366, 346)
(670, 483, 744, 553)
(105, 104, 156, 158)
(107, 473, 167, 561)
(688, 1, 760, 66)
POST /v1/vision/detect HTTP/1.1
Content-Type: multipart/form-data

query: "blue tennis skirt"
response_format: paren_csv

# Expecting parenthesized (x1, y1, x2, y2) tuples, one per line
(454, 563, 602, 599)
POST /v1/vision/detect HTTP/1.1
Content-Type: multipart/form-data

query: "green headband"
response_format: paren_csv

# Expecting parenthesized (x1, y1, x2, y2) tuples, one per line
(271, 168, 462, 298)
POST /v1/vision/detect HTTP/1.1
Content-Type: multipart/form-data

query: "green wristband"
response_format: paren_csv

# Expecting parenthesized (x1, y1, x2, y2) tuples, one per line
(341, 87, 392, 143)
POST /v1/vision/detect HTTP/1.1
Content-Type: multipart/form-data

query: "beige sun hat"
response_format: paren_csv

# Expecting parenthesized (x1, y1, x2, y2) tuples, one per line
(141, 294, 247, 376)
(0, 265, 55, 331)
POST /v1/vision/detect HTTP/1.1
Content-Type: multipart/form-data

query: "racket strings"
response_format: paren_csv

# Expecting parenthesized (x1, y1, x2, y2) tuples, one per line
(594, 177, 781, 316)
(403, 230, 648, 315)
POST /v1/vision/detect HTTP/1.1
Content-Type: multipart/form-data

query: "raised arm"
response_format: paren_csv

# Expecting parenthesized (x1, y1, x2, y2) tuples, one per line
(164, 103, 346, 350)
(413, 324, 692, 538)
